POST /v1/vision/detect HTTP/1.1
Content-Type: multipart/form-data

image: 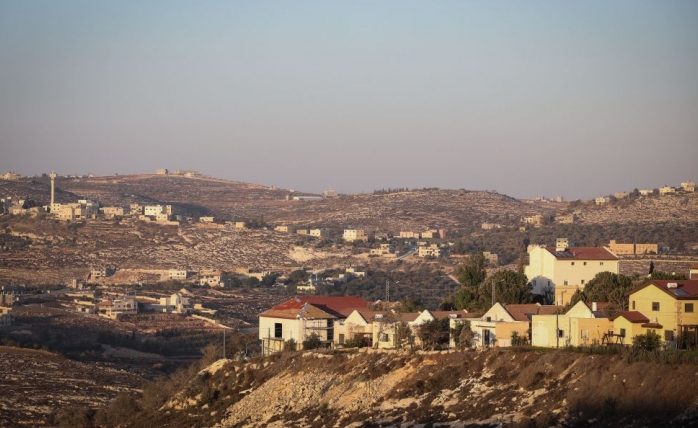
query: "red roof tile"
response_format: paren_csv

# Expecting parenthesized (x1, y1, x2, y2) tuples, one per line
(261, 296, 368, 319)
(505, 304, 563, 322)
(612, 311, 650, 323)
(545, 247, 619, 261)
(641, 322, 663, 329)
(632, 280, 698, 300)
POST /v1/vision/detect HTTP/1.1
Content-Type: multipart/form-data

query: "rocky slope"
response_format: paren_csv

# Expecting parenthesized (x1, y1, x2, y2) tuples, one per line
(144, 348, 698, 428)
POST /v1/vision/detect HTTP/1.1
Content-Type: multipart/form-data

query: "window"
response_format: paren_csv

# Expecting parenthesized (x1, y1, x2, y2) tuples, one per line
(274, 323, 283, 338)
(581, 330, 589, 340)
(327, 319, 334, 341)
(581, 280, 585, 285)
(557, 329, 564, 338)
(571, 262, 575, 266)
(600, 262, 604, 266)
(619, 328, 626, 337)
(632, 301, 635, 310)
(665, 330, 675, 341)
(380, 334, 389, 342)
(564, 280, 568, 286)
(686, 303, 694, 313)
(338, 334, 345, 345)
(652, 302, 660, 311)
(583, 262, 587, 266)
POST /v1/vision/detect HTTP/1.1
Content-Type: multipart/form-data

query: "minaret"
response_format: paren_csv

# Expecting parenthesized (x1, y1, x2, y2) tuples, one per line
(49, 171, 57, 206)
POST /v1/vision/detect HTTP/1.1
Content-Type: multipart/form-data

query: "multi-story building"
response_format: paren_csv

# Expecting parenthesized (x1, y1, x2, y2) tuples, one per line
(614, 280, 698, 348)
(167, 270, 193, 281)
(0, 307, 15, 326)
(525, 244, 619, 305)
(343, 229, 368, 242)
(609, 240, 658, 255)
(418, 244, 444, 257)
(659, 186, 676, 195)
(309, 228, 329, 238)
(681, 181, 695, 192)
(100, 206, 129, 218)
(399, 231, 420, 239)
(144, 205, 168, 216)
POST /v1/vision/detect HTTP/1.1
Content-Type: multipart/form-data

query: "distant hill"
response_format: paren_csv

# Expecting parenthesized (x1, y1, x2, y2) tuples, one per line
(1, 174, 696, 276)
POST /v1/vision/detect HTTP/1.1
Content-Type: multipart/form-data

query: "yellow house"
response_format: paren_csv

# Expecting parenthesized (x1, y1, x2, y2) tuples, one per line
(531, 301, 611, 348)
(471, 303, 559, 348)
(525, 244, 619, 305)
(336, 309, 382, 347)
(621, 280, 698, 348)
(609, 311, 652, 345)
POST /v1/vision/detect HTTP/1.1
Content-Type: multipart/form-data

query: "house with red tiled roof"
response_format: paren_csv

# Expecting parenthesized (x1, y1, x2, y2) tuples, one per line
(531, 300, 612, 348)
(525, 241, 619, 305)
(259, 296, 368, 354)
(617, 280, 698, 348)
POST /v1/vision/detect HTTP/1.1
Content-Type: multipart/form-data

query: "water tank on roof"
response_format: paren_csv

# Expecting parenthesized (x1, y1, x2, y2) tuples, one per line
(668, 282, 678, 289)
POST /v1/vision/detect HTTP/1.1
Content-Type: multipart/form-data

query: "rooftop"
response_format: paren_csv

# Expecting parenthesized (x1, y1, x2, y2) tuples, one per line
(545, 246, 619, 261)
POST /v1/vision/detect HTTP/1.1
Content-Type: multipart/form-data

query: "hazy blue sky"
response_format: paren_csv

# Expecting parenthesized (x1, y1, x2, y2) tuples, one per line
(1, 1, 697, 199)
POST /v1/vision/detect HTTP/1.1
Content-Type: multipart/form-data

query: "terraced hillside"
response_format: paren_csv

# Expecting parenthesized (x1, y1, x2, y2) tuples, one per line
(0, 216, 352, 285)
(2, 175, 563, 233)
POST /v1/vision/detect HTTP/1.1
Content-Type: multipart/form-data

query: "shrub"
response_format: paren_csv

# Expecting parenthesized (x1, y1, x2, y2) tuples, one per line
(633, 330, 662, 351)
(302, 333, 322, 350)
(283, 338, 297, 352)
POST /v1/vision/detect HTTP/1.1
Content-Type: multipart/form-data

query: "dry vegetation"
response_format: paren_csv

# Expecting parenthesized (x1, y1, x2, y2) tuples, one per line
(67, 348, 698, 428)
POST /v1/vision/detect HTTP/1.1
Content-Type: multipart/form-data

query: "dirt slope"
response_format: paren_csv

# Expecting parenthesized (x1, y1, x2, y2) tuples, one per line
(154, 349, 698, 428)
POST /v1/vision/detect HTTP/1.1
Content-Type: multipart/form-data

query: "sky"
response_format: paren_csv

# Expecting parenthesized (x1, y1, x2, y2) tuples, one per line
(1, 1, 697, 199)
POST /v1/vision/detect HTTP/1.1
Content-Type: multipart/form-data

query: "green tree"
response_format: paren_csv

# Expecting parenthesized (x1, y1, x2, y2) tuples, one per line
(633, 330, 662, 351)
(649, 271, 687, 281)
(477, 269, 533, 309)
(244, 276, 260, 287)
(416, 318, 450, 350)
(580, 272, 634, 315)
(397, 296, 425, 313)
(288, 269, 309, 284)
(456, 252, 487, 288)
(452, 320, 474, 349)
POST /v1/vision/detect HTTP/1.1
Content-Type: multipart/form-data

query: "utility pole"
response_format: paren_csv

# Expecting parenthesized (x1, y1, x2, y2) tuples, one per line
(491, 278, 495, 307)
(385, 280, 389, 303)
(223, 327, 226, 359)
(556, 291, 565, 348)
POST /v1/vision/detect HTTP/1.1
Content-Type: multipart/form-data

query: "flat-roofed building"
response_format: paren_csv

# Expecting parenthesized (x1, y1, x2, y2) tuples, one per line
(659, 186, 676, 195)
(343, 229, 368, 242)
(309, 228, 329, 238)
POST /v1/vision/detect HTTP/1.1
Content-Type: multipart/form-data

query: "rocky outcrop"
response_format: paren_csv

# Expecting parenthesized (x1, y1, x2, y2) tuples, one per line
(156, 349, 698, 428)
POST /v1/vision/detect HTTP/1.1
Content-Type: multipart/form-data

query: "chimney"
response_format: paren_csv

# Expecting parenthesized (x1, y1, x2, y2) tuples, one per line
(592, 302, 597, 312)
